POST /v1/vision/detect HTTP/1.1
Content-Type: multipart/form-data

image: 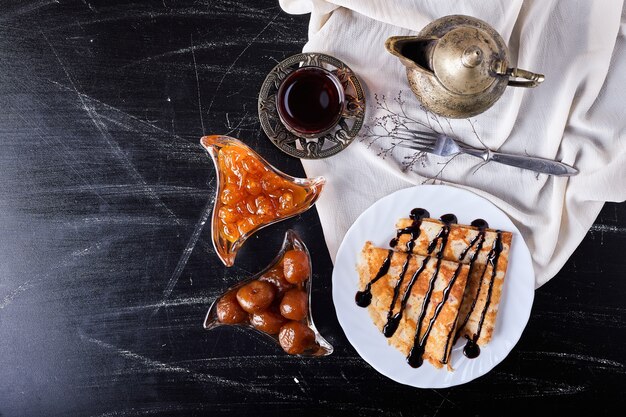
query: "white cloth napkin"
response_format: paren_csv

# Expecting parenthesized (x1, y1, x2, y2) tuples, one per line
(279, 0, 626, 287)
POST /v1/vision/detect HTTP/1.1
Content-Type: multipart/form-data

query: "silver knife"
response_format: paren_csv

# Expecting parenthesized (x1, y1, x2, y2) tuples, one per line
(395, 130, 578, 177)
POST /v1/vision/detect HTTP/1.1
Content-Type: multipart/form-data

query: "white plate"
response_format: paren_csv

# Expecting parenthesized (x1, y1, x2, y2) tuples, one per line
(332, 185, 534, 388)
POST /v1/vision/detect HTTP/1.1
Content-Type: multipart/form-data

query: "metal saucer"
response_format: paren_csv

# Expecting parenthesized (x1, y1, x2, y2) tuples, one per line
(258, 53, 366, 159)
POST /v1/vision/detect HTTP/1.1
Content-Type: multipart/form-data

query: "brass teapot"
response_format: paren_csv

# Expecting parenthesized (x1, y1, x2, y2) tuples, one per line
(386, 15, 544, 118)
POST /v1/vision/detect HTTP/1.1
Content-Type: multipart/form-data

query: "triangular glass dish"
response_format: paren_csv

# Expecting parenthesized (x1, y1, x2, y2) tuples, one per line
(201, 135, 325, 267)
(204, 230, 333, 357)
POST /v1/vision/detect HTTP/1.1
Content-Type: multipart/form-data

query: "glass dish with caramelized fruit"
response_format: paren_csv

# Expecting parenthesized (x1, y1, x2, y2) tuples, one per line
(203, 230, 333, 356)
(201, 135, 325, 267)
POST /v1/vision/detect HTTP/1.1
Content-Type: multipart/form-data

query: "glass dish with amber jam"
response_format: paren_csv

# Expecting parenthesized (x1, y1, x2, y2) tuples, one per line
(201, 135, 325, 267)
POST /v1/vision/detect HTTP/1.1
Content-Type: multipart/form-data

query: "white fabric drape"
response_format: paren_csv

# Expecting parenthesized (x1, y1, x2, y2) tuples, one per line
(279, 0, 626, 287)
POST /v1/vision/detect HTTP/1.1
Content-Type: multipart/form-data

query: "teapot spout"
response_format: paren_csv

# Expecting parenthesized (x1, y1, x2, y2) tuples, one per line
(385, 36, 438, 74)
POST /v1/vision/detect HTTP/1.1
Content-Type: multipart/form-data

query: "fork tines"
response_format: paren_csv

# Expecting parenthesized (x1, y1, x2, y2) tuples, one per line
(393, 129, 438, 147)
(396, 128, 439, 138)
(395, 142, 434, 153)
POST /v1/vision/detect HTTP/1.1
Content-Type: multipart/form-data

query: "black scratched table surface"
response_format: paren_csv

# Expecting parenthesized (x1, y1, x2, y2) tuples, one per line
(0, 1, 624, 416)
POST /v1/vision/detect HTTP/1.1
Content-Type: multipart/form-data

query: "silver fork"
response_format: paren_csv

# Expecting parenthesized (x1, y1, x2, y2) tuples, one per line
(394, 129, 578, 177)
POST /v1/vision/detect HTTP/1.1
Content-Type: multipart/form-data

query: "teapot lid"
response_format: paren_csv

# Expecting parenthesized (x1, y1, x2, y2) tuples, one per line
(431, 26, 505, 96)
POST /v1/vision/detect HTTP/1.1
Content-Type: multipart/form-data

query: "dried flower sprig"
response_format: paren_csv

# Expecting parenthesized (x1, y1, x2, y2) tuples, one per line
(360, 91, 488, 183)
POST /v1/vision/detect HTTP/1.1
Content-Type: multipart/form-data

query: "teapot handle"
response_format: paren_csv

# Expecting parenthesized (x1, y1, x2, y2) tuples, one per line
(506, 68, 545, 88)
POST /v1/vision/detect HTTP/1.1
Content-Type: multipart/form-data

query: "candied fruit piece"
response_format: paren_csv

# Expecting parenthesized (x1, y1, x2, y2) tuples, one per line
(259, 266, 293, 296)
(218, 206, 240, 223)
(279, 191, 295, 212)
(279, 321, 316, 354)
(234, 201, 248, 216)
(225, 172, 239, 184)
(241, 157, 264, 175)
(250, 309, 287, 335)
(283, 250, 310, 284)
(245, 177, 263, 196)
(254, 195, 273, 217)
(216, 291, 247, 324)
(221, 184, 243, 206)
(237, 217, 257, 236)
(236, 280, 275, 313)
(201, 135, 325, 267)
(260, 172, 280, 192)
(220, 151, 243, 178)
(245, 197, 257, 215)
(280, 288, 308, 321)
(222, 223, 239, 243)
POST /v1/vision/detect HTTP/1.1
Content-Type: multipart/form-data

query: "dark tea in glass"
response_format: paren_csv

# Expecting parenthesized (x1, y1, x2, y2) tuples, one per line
(276, 67, 345, 137)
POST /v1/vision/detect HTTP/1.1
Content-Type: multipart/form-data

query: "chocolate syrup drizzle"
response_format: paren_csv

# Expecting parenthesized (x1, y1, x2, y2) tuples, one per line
(382, 254, 430, 337)
(409, 262, 465, 367)
(406, 214, 457, 368)
(355, 249, 393, 307)
(385, 219, 450, 341)
(356, 209, 505, 367)
(390, 208, 430, 251)
(458, 230, 504, 359)
(441, 218, 488, 364)
(382, 254, 412, 337)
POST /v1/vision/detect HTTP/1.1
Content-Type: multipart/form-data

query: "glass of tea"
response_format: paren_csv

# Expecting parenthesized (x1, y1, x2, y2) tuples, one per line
(276, 66, 346, 138)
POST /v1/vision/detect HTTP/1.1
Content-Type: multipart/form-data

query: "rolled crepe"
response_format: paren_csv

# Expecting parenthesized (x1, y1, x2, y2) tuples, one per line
(357, 242, 470, 369)
(392, 217, 512, 346)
